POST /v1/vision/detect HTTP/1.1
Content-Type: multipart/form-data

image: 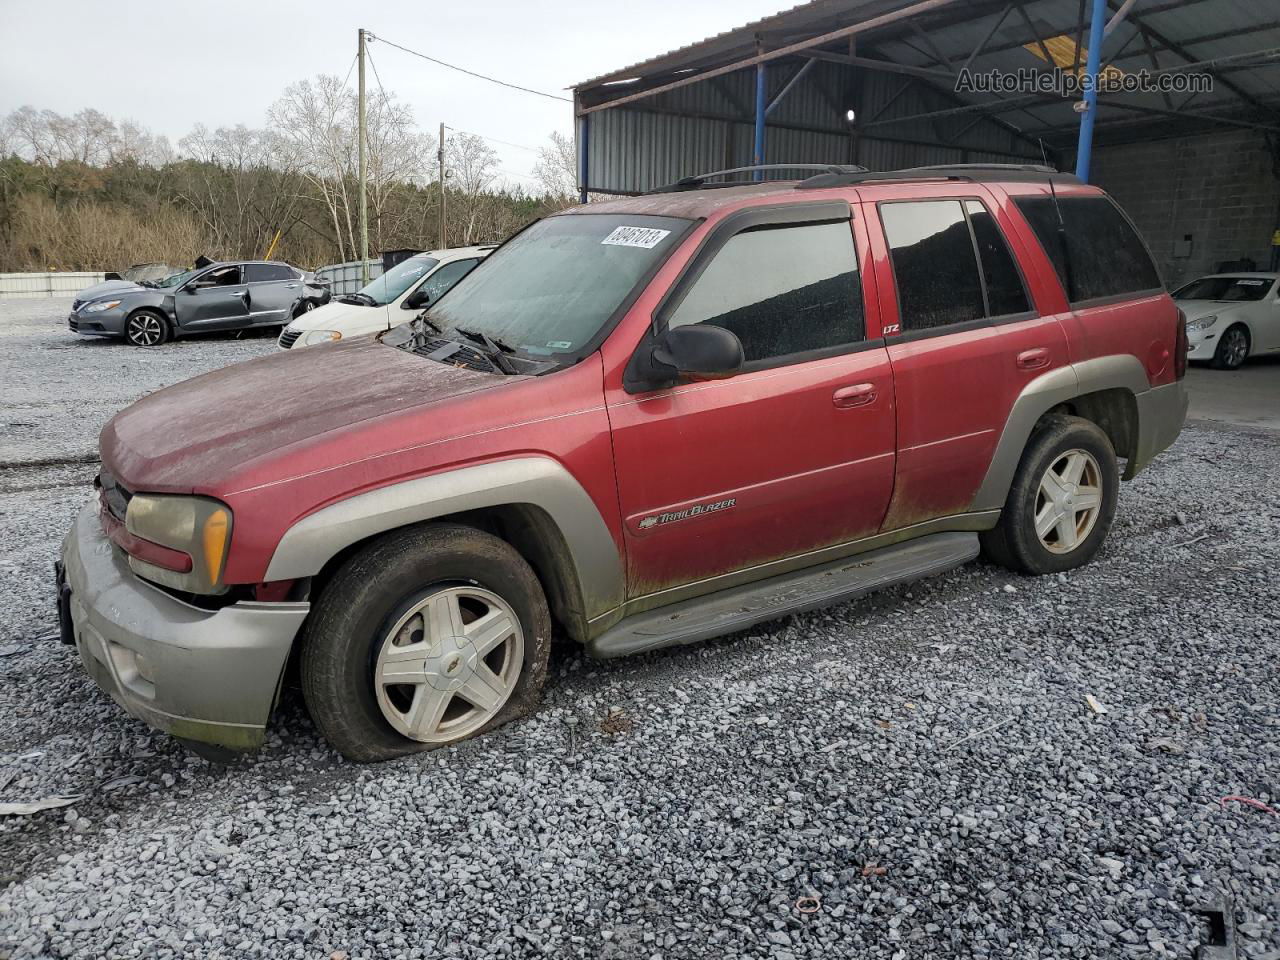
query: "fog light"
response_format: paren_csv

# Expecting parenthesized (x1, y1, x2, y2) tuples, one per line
(134, 652, 156, 684)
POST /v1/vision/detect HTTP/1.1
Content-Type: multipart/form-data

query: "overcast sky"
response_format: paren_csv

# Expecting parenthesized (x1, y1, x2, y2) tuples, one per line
(1, 0, 785, 187)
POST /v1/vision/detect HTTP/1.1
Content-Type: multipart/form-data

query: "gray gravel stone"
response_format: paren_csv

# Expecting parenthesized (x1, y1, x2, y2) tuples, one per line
(1, 298, 1278, 959)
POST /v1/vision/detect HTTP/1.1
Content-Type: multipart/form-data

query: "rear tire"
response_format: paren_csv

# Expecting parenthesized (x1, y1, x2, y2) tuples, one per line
(1210, 324, 1249, 370)
(980, 415, 1119, 575)
(124, 309, 171, 347)
(300, 523, 551, 763)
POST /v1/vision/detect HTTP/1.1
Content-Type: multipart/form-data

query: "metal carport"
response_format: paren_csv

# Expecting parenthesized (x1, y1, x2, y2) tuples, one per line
(571, 0, 1280, 196)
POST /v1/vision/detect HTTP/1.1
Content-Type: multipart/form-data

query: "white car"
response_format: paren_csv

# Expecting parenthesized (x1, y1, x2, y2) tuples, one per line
(1174, 272, 1280, 370)
(279, 246, 493, 349)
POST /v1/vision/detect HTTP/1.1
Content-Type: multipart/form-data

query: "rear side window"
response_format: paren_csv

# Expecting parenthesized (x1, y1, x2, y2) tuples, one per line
(666, 221, 864, 365)
(965, 200, 1031, 317)
(244, 263, 295, 282)
(419, 258, 480, 303)
(1014, 196, 1161, 303)
(880, 200, 986, 330)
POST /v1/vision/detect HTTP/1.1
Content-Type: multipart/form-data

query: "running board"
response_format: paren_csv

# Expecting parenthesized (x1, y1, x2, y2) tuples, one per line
(587, 532, 979, 659)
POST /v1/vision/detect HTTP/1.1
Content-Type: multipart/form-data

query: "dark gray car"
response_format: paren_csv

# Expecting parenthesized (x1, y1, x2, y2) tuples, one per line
(69, 261, 330, 347)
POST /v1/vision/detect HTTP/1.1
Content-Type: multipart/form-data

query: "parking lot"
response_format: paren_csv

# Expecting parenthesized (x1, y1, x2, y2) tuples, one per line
(1, 298, 1278, 959)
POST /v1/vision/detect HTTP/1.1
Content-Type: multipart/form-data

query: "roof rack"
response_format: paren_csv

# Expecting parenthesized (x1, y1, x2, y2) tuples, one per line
(796, 163, 1081, 189)
(648, 163, 869, 194)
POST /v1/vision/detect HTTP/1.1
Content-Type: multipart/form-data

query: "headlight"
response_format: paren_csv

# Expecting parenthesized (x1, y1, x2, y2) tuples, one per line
(85, 299, 122, 313)
(1186, 314, 1218, 332)
(125, 494, 233, 595)
(301, 330, 342, 346)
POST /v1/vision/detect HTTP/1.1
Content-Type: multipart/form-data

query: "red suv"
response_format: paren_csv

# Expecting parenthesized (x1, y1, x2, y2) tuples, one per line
(56, 163, 1188, 762)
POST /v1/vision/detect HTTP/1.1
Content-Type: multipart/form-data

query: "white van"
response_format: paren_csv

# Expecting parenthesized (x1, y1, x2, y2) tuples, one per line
(279, 246, 494, 349)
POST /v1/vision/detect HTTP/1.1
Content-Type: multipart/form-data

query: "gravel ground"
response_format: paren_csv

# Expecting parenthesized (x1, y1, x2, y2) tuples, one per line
(1, 298, 1278, 959)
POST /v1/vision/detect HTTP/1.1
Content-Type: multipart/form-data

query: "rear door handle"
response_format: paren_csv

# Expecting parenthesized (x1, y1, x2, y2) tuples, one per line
(833, 383, 877, 408)
(1017, 347, 1051, 370)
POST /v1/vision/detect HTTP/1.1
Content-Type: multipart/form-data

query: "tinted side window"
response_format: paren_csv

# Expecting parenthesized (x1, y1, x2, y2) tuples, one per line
(244, 263, 294, 282)
(1014, 196, 1161, 303)
(965, 200, 1031, 317)
(881, 200, 985, 330)
(419, 258, 479, 303)
(667, 222, 864, 364)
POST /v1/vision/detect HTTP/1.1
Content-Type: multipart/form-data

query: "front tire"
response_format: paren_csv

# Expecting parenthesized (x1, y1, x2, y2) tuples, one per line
(124, 310, 171, 347)
(1210, 324, 1249, 370)
(292, 299, 317, 319)
(980, 415, 1119, 575)
(300, 523, 551, 763)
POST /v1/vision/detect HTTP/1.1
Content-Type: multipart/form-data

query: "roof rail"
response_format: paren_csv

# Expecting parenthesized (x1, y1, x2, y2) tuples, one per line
(796, 163, 1081, 190)
(648, 163, 869, 194)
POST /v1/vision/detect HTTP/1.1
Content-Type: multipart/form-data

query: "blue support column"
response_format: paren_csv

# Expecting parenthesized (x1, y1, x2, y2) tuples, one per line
(753, 62, 767, 181)
(577, 112, 589, 204)
(1074, 0, 1108, 182)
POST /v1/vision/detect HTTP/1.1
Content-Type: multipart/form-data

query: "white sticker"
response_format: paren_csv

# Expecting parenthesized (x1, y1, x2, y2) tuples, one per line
(546, 340, 573, 349)
(1236, 279, 1266, 285)
(601, 225, 671, 249)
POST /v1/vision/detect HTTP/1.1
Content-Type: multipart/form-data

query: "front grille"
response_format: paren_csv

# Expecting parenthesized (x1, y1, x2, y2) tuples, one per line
(71, 299, 84, 312)
(279, 328, 302, 349)
(68, 317, 80, 331)
(418, 338, 499, 373)
(97, 469, 132, 523)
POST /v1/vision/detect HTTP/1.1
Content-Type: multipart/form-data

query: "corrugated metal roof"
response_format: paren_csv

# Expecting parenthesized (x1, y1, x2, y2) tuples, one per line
(576, 0, 1280, 150)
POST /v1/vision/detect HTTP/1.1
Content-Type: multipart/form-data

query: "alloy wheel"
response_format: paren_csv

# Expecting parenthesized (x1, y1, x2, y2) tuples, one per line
(1222, 328, 1248, 368)
(1034, 449, 1103, 555)
(373, 586, 523, 743)
(126, 314, 164, 346)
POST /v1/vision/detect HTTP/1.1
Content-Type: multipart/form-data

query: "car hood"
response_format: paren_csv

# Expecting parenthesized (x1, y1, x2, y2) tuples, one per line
(287, 298, 387, 332)
(1175, 299, 1251, 321)
(76, 279, 146, 302)
(101, 335, 508, 494)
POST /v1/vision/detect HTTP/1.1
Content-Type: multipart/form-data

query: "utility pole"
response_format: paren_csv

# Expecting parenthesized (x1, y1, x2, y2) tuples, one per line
(438, 123, 447, 251)
(357, 28, 369, 284)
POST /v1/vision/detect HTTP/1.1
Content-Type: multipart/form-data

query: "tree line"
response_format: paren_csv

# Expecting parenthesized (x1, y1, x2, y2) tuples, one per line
(0, 78, 580, 273)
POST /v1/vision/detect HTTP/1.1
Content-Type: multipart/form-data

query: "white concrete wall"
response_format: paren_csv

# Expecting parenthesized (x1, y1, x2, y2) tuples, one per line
(0, 273, 105, 299)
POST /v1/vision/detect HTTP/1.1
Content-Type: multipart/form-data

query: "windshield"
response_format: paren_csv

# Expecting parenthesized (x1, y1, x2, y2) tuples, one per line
(1173, 276, 1274, 302)
(151, 268, 200, 289)
(423, 214, 690, 356)
(357, 256, 438, 305)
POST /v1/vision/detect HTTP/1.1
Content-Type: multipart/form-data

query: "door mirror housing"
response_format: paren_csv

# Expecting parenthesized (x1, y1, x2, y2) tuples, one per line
(632, 324, 744, 387)
(402, 287, 431, 310)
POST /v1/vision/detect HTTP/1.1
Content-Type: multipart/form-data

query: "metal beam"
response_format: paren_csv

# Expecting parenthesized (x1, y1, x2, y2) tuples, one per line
(960, 2, 1013, 75)
(802, 48, 954, 81)
(577, 0, 966, 115)
(766, 58, 816, 115)
(1107, 0, 1272, 114)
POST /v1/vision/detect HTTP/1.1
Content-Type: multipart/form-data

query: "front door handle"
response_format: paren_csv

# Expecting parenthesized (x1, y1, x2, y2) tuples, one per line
(1017, 347, 1051, 370)
(833, 383, 877, 408)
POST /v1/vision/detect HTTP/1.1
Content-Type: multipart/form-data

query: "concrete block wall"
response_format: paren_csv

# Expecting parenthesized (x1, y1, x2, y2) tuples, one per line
(1091, 129, 1280, 288)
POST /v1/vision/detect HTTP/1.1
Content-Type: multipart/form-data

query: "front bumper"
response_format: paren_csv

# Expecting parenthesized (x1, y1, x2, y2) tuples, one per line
(1186, 328, 1219, 361)
(68, 307, 127, 337)
(1126, 379, 1189, 479)
(59, 503, 309, 751)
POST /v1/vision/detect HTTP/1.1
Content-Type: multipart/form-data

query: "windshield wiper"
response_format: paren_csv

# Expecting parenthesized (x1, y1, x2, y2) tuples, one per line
(455, 327, 518, 374)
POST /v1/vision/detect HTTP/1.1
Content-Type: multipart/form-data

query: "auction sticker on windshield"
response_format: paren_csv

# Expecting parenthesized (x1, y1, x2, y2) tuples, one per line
(601, 225, 671, 249)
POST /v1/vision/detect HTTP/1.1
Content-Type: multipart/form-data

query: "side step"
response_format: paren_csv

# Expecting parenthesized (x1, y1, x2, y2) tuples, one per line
(587, 532, 979, 659)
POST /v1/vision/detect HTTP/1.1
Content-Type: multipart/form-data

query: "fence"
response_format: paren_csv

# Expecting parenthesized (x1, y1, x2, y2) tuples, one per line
(0, 272, 106, 299)
(312, 259, 384, 297)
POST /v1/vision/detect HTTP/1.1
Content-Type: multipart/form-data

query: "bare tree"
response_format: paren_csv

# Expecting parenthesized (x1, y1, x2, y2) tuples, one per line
(269, 75, 434, 260)
(533, 130, 578, 204)
(446, 132, 499, 244)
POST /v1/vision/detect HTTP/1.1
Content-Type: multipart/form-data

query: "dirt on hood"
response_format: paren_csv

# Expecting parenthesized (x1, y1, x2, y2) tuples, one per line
(100, 336, 509, 493)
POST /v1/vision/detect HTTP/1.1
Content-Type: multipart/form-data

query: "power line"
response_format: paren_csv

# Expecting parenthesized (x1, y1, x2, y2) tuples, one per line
(339, 53, 358, 94)
(455, 129, 543, 154)
(370, 33, 572, 104)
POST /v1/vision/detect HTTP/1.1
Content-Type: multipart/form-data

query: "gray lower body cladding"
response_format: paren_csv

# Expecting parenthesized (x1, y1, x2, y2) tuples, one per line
(587, 531, 979, 659)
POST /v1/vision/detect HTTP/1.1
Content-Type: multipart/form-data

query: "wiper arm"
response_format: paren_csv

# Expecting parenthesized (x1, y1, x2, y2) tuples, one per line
(455, 327, 518, 374)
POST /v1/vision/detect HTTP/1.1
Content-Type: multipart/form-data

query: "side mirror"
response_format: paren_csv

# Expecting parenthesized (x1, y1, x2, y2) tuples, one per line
(180, 283, 198, 293)
(402, 288, 431, 310)
(633, 324, 744, 386)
